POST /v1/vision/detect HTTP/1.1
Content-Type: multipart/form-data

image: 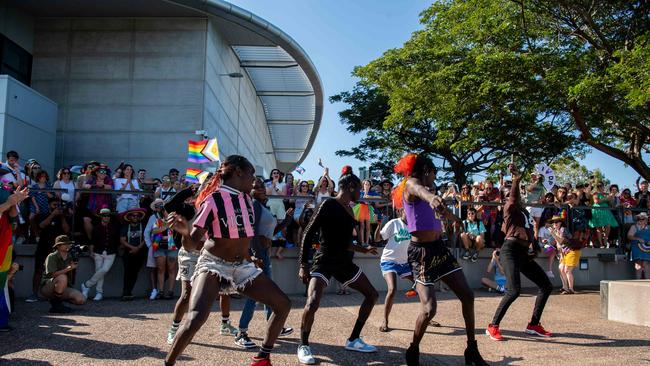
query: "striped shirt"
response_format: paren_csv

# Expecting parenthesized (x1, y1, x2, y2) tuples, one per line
(193, 184, 255, 239)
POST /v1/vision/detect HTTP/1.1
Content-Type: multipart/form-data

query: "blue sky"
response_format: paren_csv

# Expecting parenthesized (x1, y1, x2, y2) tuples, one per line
(228, 0, 642, 189)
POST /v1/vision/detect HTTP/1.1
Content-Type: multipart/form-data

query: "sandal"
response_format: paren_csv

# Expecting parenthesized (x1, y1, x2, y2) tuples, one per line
(428, 320, 441, 327)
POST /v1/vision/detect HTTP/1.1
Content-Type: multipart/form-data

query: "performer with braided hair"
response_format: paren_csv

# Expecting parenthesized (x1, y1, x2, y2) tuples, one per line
(164, 155, 291, 366)
(296, 166, 380, 365)
(393, 154, 488, 366)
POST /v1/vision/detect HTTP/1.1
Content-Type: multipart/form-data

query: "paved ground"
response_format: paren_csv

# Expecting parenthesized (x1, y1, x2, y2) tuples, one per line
(1, 288, 649, 366)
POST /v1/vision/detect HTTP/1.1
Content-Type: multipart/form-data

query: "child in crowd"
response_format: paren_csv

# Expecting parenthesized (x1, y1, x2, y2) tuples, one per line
(537, 219, 558, 278)
(481, 249, 506, 294)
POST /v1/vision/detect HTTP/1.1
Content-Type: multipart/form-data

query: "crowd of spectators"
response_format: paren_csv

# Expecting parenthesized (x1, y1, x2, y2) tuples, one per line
(2, 148, 649, 312)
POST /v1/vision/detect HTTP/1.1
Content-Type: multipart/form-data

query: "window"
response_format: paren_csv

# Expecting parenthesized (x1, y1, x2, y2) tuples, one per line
(0, 33, 32, 86)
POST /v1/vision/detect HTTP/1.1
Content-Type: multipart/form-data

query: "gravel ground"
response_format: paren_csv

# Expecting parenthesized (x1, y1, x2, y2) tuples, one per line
(1, 289, 649, 366)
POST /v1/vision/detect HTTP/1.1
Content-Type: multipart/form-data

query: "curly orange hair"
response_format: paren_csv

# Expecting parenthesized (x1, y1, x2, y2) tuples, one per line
(392, 154, 418, 209)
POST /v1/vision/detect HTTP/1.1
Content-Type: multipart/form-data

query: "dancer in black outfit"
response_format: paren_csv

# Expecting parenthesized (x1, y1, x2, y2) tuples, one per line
(296, 166, 379, 365)
(486, 163, 553, 341)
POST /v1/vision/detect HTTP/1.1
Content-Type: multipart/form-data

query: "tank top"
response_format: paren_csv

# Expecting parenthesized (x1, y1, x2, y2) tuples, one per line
(403, 197, 442, 233)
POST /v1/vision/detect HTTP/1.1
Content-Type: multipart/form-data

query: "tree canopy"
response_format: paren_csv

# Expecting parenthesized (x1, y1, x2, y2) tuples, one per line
(333, 0, 649, 182)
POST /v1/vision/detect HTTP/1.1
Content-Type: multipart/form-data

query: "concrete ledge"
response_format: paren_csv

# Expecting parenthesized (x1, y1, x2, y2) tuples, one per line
(12, 245, 635, 298)
(601, 279, 650, 327)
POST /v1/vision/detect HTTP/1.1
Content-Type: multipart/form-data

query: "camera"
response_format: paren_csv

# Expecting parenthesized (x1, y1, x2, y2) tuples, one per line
(68, 244, 89, 262)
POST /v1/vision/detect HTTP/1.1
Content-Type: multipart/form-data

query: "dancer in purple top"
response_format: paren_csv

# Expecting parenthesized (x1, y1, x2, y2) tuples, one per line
(393, 154, 488, 366)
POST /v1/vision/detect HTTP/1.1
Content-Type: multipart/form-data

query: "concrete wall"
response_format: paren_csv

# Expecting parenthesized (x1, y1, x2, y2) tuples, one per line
(12, 246, 635, 298)
(0, 75, 57, 174)
(29, 17, 277, 178)
(601, 280, 650, 327)
(0, 2, 35, 53)
(30, 18, 208, 177)
(203, 19, 275, 175)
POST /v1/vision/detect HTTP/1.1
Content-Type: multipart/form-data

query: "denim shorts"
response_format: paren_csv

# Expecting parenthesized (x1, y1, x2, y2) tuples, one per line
(380, 261, 412, 278)
(153, 247, 178, 259)
(176, 247, 200, 281)
(191, 249, 262, 294)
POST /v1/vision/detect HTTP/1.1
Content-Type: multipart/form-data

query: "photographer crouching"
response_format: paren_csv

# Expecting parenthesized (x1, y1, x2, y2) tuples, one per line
(40, 235, 86, 313)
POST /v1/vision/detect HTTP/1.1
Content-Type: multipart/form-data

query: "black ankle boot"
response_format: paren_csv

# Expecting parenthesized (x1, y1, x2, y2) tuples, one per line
(464, 340, 489, 366)
(405, 343, 419, 366)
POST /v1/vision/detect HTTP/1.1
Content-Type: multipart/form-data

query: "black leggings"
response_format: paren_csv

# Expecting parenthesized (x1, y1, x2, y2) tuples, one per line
(491, 239, 553, 326)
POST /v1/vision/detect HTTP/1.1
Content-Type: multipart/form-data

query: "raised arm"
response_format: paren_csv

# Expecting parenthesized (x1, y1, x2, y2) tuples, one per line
(508, 164, 522, 205)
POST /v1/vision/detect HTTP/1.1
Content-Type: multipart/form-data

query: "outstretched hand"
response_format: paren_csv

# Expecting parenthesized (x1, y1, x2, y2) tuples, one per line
(7, 186, 29, 205)
(166, 212, 190, 236)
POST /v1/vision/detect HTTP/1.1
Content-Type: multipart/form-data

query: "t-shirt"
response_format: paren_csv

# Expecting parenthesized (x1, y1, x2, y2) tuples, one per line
(463, 220, 486, 236)
(36, 213, 67, 255)
(114, 178, 141, 200)
(380, 218, 411, 263)
(193, 185, 255, 239)
(300, 198, 357, 265)
(42, 251, 75, 286)
(537, 226, 556, 246)
(121, 223, 144, 247)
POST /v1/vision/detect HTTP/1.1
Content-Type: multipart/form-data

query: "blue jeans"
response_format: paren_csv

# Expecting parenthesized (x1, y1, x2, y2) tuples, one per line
(238, 249, 272, 332)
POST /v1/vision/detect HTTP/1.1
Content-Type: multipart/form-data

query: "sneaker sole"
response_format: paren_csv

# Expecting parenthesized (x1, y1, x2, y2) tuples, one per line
(235, 341, 257, 349)
(298, 357, 317, 365)
(525, 329, 552, 337)
(344, 346, 377, 353)
(485, 329, 504, 341)
(280, 330, 294, 337)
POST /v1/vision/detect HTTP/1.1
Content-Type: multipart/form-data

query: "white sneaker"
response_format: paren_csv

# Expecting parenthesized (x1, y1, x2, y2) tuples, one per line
(546, 271, 555, 278)
(93, 293, 103, 301)
(345, 337, 377, 353)
(167, 326, 178, 345)
(297, 345, 316, 364)
(81, 283, 89, 299)
(149, 288, 158, 300)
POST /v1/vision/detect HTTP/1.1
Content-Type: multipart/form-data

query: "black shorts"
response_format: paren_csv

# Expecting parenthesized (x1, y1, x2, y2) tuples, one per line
(310, 253, 362, 287)
(408, 240, 462, 285)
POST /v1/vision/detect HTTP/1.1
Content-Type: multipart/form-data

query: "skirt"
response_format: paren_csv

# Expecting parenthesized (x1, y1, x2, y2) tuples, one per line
(589, 204, 619, 228)
(353, 203, 376, 223)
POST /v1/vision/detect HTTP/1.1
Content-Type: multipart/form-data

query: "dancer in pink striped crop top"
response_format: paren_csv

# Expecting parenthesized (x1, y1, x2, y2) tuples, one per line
(165, 155, 291, 366)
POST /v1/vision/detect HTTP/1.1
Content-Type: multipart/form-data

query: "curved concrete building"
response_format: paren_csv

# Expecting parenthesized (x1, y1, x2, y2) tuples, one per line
(0, 0, 322, 176)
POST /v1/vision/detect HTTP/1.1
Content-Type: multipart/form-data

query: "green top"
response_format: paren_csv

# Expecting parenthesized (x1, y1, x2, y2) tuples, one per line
(41, 251, 75, 286)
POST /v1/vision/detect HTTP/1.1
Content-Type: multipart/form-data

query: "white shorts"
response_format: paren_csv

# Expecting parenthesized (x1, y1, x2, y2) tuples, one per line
(191, 249, 262, 294)
(176, 247, 200, 281)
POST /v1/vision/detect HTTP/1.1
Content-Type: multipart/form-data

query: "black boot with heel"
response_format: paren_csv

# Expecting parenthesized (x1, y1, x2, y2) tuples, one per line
(464, 340, 489, 366)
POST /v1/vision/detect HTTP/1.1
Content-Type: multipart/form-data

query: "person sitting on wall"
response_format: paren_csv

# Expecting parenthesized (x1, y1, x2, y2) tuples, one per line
(40, 235, 86, 313)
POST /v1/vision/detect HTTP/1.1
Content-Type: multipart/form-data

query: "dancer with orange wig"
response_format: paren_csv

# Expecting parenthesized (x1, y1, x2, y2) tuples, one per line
(394, 154, 488, 366)
(164, 155, 291, 366)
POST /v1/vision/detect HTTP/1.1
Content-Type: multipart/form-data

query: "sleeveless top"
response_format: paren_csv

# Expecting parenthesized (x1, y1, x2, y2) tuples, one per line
(403, 197, 442, 233)
(193, 184, 255, 239)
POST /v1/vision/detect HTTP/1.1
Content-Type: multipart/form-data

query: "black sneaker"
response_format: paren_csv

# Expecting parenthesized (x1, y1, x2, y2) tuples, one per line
(462, 250, 470, 260)
(471, 252, 479, 263)
(234, 332, 257, 349)
(279, 327, 294, 337)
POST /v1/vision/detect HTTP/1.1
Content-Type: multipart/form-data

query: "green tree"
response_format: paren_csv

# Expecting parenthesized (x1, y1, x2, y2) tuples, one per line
(347, 0, 649, 180)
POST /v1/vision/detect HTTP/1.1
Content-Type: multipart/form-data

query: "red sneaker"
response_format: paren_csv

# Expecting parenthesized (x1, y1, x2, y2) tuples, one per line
(525, 323, 552, 337)
(485, 324, 504, 341)
(405, 289, 418, 298)
(250, 357, 272, 366)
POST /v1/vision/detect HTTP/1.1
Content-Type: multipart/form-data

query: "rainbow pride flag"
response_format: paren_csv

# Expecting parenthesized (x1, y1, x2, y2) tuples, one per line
(188, 140, 209, 163)
(185, 168, 203, 183)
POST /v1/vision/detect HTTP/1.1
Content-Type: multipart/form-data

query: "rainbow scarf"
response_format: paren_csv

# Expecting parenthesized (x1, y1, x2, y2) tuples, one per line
(151, 218, 176, 252)
(188, 140, 210, 164)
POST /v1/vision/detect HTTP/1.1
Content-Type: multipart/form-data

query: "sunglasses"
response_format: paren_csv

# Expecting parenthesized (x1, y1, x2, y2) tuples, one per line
(97, 170, 107, 174)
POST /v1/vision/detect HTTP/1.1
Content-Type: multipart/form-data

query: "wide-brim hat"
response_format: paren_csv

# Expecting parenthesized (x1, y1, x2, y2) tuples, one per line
(53, 235, 74, 248)
(120, 207, 147, 223)
(150, 198, 165, 211)
(636, 212, 648, 220)
(548, 215, 564, 223)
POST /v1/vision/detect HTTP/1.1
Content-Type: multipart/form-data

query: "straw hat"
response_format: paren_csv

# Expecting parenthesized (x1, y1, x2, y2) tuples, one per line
(120, 207, 147, 223)
(150, 198, 165, 211)
(636, 212, 648, 221)
(548, 215, 564, 223)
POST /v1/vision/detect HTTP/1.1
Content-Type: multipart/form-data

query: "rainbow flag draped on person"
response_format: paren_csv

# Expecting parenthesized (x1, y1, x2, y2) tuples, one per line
(0, 209, 14, 328)
(188, 140, 210, 163)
